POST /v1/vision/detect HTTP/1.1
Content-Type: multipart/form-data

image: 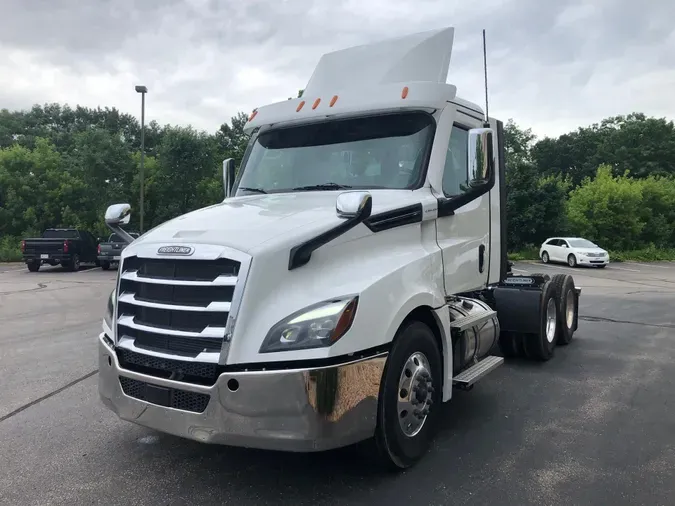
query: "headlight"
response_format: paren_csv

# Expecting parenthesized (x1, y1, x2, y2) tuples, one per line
(259, 296, 359, 353)
(103, 287, 116, 329)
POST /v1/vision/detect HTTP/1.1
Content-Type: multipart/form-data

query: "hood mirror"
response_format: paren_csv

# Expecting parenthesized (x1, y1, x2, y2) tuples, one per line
(104, 203, 136, 245)
(336, 191, 373, 220)
(223, 158, 236, 199)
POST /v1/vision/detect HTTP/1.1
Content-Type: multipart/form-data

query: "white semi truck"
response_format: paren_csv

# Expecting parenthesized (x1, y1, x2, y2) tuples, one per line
(98, 26, 581, 469)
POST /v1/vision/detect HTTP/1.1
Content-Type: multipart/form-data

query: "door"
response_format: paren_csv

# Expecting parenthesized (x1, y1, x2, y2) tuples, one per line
(543, 238, 560, 261)
(558, 239, 571, 263)
(435, 121, 492, 295)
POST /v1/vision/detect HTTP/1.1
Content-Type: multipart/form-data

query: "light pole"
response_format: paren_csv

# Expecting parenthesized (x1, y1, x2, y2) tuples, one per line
(135, 85, 148, 234)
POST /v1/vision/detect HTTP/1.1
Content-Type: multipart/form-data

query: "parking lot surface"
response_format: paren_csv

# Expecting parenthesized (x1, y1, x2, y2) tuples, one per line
(1, 260, 675, 505)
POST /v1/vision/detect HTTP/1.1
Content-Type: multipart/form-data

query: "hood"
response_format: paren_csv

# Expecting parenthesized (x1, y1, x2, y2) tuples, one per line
(574, 247, 607, 254)
(128, 190, 421, 254)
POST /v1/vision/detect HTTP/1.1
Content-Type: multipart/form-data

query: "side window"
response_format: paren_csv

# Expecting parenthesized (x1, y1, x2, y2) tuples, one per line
(546, 239, 558, 246)
(442, 126, 469, 196)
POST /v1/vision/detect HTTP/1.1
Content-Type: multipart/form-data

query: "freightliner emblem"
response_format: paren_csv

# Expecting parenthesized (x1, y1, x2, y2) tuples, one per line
(157, 245, 194, 256)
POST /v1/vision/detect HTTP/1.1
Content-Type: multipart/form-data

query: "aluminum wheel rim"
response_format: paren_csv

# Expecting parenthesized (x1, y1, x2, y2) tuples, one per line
(545, 298, 557, 343)
(397, 351, 433, 437)
(565, 289, 576, 329)
(542, 253, 548, 263)
(568, 256, 575, 267)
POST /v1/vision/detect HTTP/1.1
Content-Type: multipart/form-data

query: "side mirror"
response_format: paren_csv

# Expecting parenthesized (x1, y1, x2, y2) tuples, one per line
(104, 203, 136, 245)
(223, 158, 236, 199)
(105, 203, 131, 226)
(467, 128, 495, 187)
(336, 191, 373, 220)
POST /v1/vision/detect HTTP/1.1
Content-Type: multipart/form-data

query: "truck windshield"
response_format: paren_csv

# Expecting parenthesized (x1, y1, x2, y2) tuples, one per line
(235, 111, 434, 194)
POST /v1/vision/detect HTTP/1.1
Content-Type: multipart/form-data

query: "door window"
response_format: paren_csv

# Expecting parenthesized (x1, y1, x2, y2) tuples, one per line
(442, 126, 469, 197)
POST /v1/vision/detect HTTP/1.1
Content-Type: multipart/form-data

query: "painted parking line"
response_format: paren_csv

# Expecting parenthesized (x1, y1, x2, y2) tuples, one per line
(623, 262, 672, 270)
(511, 268, 529, 274)
(609, 265, 640, 272)
(533, 263, 581, 273)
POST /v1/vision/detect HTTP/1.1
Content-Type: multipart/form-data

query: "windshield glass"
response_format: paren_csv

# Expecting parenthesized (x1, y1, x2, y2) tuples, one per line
(235, 112, 434, 194)
(568, 239, 598, 248)
(43, 229, 79, 239)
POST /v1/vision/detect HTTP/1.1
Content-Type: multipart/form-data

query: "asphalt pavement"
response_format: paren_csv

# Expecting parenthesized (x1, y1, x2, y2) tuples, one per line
(1, 260, 675, 505)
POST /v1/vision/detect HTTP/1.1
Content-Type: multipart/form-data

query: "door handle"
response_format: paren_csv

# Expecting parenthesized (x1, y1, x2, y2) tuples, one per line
(478, 244, 486, 273)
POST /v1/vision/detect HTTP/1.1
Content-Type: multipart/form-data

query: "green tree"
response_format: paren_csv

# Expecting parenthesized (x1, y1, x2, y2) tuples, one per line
(567, 165, 644, 250)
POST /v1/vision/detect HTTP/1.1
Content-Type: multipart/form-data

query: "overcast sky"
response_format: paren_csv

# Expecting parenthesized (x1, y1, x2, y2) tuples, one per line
(1, 0, 673, 139)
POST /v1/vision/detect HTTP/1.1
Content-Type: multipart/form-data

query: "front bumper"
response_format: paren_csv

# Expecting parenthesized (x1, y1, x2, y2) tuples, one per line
(98, 334, 387, 452)
(577, 256, 609, 266)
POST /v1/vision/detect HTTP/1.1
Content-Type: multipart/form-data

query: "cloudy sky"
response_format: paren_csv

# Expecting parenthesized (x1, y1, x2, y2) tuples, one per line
(1, 0, 673, 139)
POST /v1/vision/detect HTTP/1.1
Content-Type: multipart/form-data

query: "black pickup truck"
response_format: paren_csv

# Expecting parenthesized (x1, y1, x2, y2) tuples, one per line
(97, 232, 139, 270)
(21, 228, 99, 272)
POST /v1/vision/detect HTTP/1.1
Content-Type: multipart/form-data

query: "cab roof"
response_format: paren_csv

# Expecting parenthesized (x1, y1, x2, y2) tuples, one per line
(244, 26, 468, 134)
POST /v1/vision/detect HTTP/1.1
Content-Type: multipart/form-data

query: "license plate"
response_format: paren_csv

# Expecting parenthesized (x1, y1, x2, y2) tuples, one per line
(144, 384, 171, 407)
(40, 254, 49, 259)
(113, 256, 120, 261)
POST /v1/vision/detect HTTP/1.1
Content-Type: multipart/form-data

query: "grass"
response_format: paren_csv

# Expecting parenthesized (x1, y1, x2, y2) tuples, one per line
(509, 245, 675, 263)
(0, 236, 22, 262)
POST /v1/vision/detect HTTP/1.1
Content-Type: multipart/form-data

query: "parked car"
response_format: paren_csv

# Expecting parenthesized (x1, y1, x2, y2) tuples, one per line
(97, 232, 139, 270)
(539, 237, 609, 268)
(21, 228, 100, 272)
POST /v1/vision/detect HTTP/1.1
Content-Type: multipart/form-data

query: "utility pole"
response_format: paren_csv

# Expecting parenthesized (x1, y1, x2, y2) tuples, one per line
(135, 85, 148, 234)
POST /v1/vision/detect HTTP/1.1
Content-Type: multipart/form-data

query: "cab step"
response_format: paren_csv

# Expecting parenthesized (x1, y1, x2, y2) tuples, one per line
(449, 309, 497, 332)
(452, 355, 504, 387)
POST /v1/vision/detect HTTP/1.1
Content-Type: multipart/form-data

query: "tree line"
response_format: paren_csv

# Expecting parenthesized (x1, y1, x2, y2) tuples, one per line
(504, 113, 675, 258)
(1, 103, 675, 262)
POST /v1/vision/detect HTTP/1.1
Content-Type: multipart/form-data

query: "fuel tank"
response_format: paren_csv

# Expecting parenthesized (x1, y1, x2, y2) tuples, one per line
(448, 297, 500, 373)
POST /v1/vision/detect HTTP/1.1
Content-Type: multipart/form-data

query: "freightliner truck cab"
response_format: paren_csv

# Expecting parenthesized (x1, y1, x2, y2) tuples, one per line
(98, 26, 581, 469)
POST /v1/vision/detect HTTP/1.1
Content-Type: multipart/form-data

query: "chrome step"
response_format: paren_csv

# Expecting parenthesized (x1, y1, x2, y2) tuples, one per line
(450, 309, 497, 332)
(452, 355, 504, 387)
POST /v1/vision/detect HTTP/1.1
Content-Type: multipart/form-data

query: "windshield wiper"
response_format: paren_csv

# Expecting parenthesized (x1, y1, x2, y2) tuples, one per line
(238, 187, 268, 194)
(292, 183, 353, 191)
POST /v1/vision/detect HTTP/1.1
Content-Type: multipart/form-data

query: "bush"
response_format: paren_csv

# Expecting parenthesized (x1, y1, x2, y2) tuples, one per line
(0, 235, 22, 262)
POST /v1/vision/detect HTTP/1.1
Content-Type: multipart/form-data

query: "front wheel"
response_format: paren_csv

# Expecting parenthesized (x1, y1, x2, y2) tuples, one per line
(567, 254, 577, 267)
(541, 251, 549, 264)
(374, 320, 442, 470)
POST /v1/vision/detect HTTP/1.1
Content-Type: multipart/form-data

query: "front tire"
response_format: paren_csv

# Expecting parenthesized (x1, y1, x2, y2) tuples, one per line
(567, 254, 577, 267)
(541, 251, 549, 264)
(374, 320, 442, 470)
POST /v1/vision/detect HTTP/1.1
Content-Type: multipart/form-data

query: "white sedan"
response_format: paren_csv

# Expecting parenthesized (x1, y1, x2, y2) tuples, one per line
(539, 237, 610, 268)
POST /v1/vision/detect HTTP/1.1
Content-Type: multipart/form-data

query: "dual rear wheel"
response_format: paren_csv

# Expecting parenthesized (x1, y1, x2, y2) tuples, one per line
(498, 273, 578, 360)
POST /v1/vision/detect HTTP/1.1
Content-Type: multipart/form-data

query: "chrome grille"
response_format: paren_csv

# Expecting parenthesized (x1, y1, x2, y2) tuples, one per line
(115, 254, 241, 362)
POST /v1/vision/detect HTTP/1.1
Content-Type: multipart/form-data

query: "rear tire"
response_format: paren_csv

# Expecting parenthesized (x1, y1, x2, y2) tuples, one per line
(374, 320, 442, 471)
(27, 262, 40, 272)
(551, 274, 577, 346)
(101, 261, 111, 270)
(522, 280, 559, 361)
